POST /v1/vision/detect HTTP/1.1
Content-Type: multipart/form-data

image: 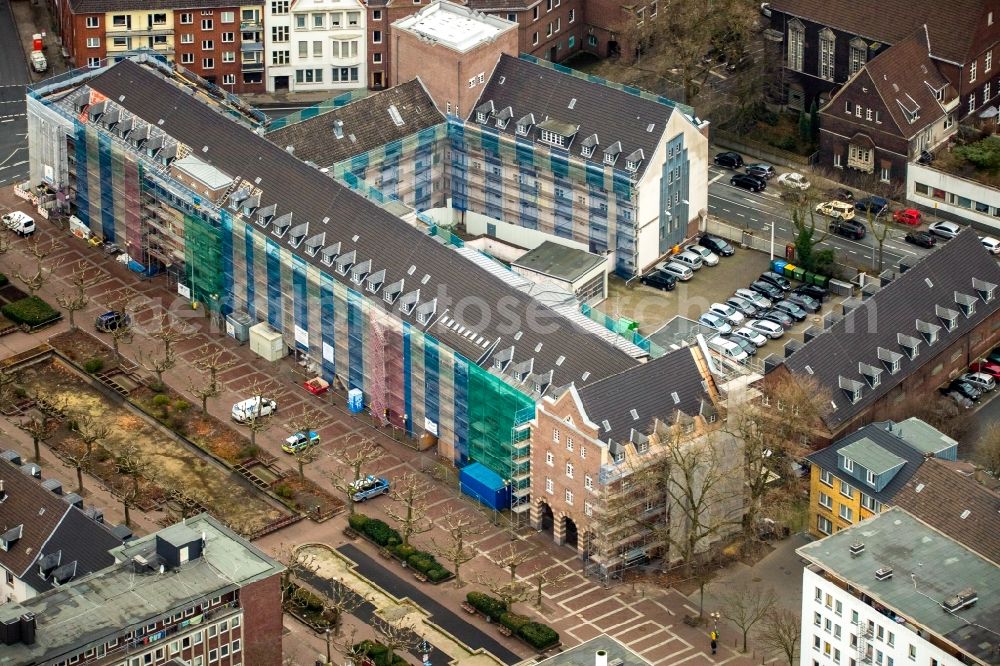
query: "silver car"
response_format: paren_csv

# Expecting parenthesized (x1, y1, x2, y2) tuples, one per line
(698, 312, 733, 335)
(959, 372, 996, 392)
(747, 318, 784, 339)
(734, 288, 772, 310)
(684, 244, 720, 266)
(726, 296, 760, 316)
(928, 220, 961, 239)
(732, 326, 768, 347)
(661, 261, 694, 281)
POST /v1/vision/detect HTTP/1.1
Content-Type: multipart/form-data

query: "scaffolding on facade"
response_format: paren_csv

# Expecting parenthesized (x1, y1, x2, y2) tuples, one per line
(509, 406, 533, 528)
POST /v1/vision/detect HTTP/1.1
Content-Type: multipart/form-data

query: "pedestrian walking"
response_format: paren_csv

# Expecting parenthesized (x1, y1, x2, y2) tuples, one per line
(710, 630, 718, 655)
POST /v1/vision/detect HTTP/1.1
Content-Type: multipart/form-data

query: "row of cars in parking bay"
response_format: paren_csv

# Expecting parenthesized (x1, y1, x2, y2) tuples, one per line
(639, 234, 737, 290)
(699, 271, 828, 363)
(939, 347, 1000, 407)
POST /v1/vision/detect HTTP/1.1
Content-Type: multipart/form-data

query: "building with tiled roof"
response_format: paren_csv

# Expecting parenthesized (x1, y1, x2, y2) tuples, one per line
(817, 26, 958, 186)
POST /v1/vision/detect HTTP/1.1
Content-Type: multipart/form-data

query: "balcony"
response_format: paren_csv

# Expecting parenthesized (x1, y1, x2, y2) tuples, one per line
(241, 20, 263, 31)
(130, 27, 174, 36)
(241, 61, 264, 72)
(241, 41, 264, 52)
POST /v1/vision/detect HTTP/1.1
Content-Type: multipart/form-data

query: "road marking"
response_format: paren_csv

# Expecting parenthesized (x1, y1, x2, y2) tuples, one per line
(849, 250, 858, 255)
(0, 160, 28, 172)
(709, 173, 725, 184)
(737, 213, 746, 218)
(722, 208, 731, 213)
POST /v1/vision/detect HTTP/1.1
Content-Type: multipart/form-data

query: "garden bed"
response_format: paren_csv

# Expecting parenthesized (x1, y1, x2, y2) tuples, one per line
(272, 472, 344, 520)
(283, 581, 336, 632)
(347, 513, 454, 584)
(464, 592, 560, 652)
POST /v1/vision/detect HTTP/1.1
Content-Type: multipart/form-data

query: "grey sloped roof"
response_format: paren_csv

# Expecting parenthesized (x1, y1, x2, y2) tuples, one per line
(806, 422, 929, 503)
(471, 54, 683, 179)
(577, 346, 710, 444)
(781, 229, 1000, 429)
(31, 508, 121, 592)
(86, 60, 635, 389)
(266, 79, 444, 168)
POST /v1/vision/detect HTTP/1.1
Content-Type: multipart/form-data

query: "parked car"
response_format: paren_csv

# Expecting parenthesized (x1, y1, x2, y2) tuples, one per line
(732, 326, 768, 347)
(640, 268, 677, 291)
(830, 219, 867, 240)
(231, 396, 277, 423)
(959, 372, 996, 392)
(940, 379, 981, 402)
(792, 284, 827, 302)
(745, 163, 776, 180)
(350, 475, 391, 502)
(759, 308, 794, 328)
(735, 288, 772, 309)
(709, 302, 745, 325)
(773, 300, 808, 322)
(725, 334, 758, 356)
(726, 296, 760, 316)
(699, 234, 735, 257)
(749, 280, 783, 301)
(904, 231, 936, 248)
(282, 430, 320, 454)
(685, 244, 720, 266)
(714, 151, 744, 169)
(980, 236, 1000, 255)
(707, 336, 749, 363)
(746, 318, 784, 339)
(730, 173, 767, 192)
(759, 271, 791, 291)
(854, 196, 889, 216)
(892, 208, 922, 226)
(672, 250, 704, 271)
(2, 211, 36, 236)
(698, 312, 733, 335)
(988, 346, 1000, 364)
(928, 220, 961, 239)
(661, 262, 694, 281)
(776, 172, 811, 190)
(943, 390, 974, 409)
(816, 201, 856, 220)
(95, 310, 131, 333)
(832, 187, 854, 202)
(786, 292, 821, 313)
(970, 360, 1000, 378)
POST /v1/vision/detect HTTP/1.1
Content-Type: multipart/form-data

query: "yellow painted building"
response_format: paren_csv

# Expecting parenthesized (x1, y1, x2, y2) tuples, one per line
(806, 418, 957, 538)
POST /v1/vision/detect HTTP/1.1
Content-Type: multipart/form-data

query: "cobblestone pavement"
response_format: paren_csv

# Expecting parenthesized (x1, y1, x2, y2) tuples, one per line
(0, 186, 778, 665)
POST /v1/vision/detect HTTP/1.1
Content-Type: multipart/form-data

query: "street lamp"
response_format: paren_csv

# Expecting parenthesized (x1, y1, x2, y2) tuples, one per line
(762, 224, 776, 260)
(710, 611, 720, 636)
(324, 628, 332, 666)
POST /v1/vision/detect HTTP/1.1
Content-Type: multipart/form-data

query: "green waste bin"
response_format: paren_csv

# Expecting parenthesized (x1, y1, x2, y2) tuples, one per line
(813, 274, 830, 289)
(792, 267, 806, 282)
(783, 263, 797, 279)
(802, 271, 815, 285)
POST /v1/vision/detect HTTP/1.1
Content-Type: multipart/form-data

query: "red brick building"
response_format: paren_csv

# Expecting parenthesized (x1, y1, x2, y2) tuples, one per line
(53, 0, 266, 93)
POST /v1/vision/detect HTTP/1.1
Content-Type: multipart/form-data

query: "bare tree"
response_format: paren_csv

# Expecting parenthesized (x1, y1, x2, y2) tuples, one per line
(385, 472, 433, 547)
(140, 314, 187, 387)
(720, 584, 777, 653)
(433, 509, 485, 588)
(974, 423, 1000, 478)
(274, 543, 320, 604)
(531, 569, 570, 608)
(55, 261, 101, 330)
(331, 436, 382, 515)
(71, 413, 111, 456)
(758, 608, 800, 665)
(19, 392, 67, 462)
(112, 475, 142, 528)
(492, 540, 535, 582)
(286, 406, 326, 478)
(62, 440, 90, 495)
(324, 577, 366, 637)
(190, 349, 236, 414)
(475, 574, 531, 612)
(14, 238, 53, 296)
(371, 617, 420, 666)
(0, 366, 20, 411)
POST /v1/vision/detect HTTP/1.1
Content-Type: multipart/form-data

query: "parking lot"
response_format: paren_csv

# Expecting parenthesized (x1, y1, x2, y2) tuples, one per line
(607, 245, 831, 360)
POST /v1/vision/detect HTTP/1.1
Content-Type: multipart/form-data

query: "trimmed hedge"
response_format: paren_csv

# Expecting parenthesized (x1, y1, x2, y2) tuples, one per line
(348, 513, 370, 532)
(362, 518, 401, 547)
(0, 273, 8, 287)
(517, 622, 559, 650)
(467, 592, 507, 621)
(426, 567, 451, 582)
(352, 513, 452, 582)
(500, 612, 531, 633)
(2, 296, 59, 327)
(354, 640, 409, 666)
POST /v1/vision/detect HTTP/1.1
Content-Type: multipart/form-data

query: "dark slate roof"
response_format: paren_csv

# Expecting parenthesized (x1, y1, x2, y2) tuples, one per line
(70, 0, 244, 12)
(893, 458, 1000, 566)
(769, 0, 989, 65)
(577, 346, 711, 444)
(806, 422, 929, 504)
(470, 54, 684, 179)
(780, 229, 1000, 429)
(825, 27, 949, 141)
(265, 79, 444, 167)
(30, 507, 121, 592)
(86, 60, 636, 390)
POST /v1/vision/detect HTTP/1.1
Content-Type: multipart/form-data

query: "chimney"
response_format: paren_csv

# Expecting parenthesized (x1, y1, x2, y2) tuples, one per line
(19, 613, 36, 646)
(596, 650, 609, 666)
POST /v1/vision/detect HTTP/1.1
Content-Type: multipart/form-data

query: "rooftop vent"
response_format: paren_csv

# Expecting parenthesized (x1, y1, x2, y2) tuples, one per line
(388, 104, 404, 127)
(333, 119, 344, 139)
(849, 542, 865, 557)
(567, 97, 577, 110)
(874, 566, 893, 581)
(941, 588, 978, 613)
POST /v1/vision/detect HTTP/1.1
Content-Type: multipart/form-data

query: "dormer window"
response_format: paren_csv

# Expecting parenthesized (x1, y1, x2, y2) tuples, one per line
(0, 524, 23, 552)
(493, 346, 513, 372)
(366, 269, 385, 294)
(241, 194, 260, 218)
(287, 222, 308, 249)
(398, 289, 420, 315)
(624, 149, 644, 173)
(271, 212, 292, 238)
(580, 133, 598, 159)
(229, 188, 250, 211)
(866, 470, 876, 485)
(841, 454, 854, 472)
(955, 291, 977, 317)
(382, 279, 403, 304)
(839, 376, 864, 404)
(320, 242, 341, 267)
(515, 113, 535, 136)
(255, 204, 276, 228)
(973, 278, 996, 303)
(916, 319, 940, 345)
(335, 249, 356, 276)
(877, 347, 901, 374)
(936, 304, 959, 331)
(859, 362, 882, 389)
(415, 298, 437, 325)
(475, 100, 494, 125)
(539, 129, 565, 147)
(304, 232, 326, 257)
(495, 106, 512, 130)
(603, 141, 621, 166)
(898, 333, 920, 360)
(537, 119, 578, 149)
(512, 359, 533, 382)
(351, 259, 371, 285)
(582, 145, 594, 158)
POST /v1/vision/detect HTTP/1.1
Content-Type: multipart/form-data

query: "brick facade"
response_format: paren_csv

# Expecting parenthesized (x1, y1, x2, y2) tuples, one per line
(238, 574, 284, 666)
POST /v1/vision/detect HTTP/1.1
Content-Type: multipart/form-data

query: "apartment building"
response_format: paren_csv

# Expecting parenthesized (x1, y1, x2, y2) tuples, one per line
(806, 418, 957, 538)
(798, 506, 999, 666)
(458, 53, 709, 278)
(263, 0, 367, 93)
(55, 0, 266, 93)
(0, 452, 125, 605)
(0, 513, 284, 666)
(466, 0, 586, 63)
(763, 229, 1000, 444)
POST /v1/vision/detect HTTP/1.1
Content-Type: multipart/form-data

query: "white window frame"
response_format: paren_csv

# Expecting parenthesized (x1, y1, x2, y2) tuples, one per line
(565, 462, 573, 478)
(86, 37, 100, 48)
(86, 16, 100, 28)
(565, 489, 574, 504)
(545, 477, 554, 494)
(545, 451, 554, 466)
(970, 61, 977, 83)
(788, 22, 804, 72)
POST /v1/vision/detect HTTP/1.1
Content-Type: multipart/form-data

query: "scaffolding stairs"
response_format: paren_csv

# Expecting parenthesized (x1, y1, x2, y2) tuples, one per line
(509, 406, 534, 522)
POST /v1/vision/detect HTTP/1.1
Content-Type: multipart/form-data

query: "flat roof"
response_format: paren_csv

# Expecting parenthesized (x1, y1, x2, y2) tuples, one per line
(526, 635, 651, 666)
(393, 1, 515, 53)
(0, 514, 283, 665)
(511, 241, 605, 283)
(839, 438, 906, 475)
(798, 507, 1000, 664)
(891, 417, 957, 456)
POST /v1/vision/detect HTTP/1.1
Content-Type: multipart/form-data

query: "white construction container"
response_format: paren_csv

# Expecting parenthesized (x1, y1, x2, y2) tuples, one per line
(249, 322, 286, 362)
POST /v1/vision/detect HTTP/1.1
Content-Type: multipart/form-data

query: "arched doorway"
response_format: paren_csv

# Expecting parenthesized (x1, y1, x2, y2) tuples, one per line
(564, 517, 579, 549)
(538, 502, 554, 535)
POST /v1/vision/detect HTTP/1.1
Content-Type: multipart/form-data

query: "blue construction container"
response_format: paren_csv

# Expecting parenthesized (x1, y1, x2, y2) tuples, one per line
(347, 388, 364, 413)
(459, 462, 511, 511)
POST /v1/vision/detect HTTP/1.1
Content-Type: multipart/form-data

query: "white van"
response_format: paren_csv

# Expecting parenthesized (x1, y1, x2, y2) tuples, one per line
(671, 250, 704, 271)
(707, 336, 749, 363)
(2, 211, 35, 236)
(231, 396, 277, 423)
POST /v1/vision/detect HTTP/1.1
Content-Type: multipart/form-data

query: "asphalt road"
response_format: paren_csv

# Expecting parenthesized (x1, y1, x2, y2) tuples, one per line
(0, 0, 29, 188)
(707, 163, 937, 274)
(338, 543, 522, 665)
